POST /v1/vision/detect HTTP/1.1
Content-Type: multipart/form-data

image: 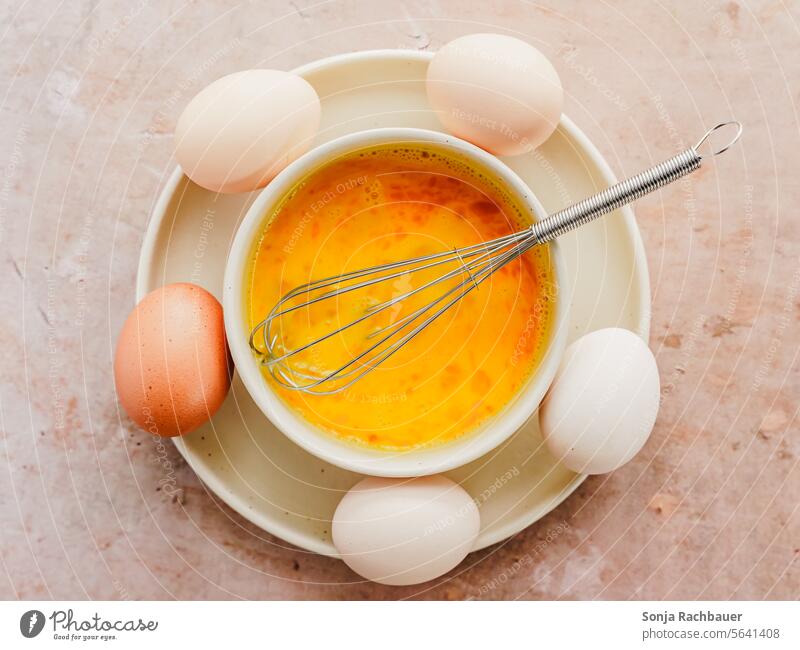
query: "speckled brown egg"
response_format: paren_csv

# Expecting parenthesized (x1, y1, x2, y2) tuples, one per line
(114, 283, 231, 437)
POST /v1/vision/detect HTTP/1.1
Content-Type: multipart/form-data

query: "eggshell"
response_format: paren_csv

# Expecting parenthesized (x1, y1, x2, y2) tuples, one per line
(114, 283, 231, 437)
(539, 328, 660, 474)
(175, 70, 320, 193)
(426, 33, 563, 155)
(332, 476, 479, 586)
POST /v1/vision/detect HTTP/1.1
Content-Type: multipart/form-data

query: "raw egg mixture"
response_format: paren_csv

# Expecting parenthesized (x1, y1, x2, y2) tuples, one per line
(247, 144, 556, 451)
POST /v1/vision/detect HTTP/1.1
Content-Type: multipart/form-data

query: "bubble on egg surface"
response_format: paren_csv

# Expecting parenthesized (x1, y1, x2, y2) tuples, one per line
(426, 33, 563, 156)
(332, 476, 480, 586)
(114, 283, 232, 437)
(175, 70, 321, 193)
(539, 328, 660, 474)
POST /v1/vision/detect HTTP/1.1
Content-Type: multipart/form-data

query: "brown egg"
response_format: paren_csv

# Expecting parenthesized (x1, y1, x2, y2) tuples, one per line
(114, 283, 232, 437)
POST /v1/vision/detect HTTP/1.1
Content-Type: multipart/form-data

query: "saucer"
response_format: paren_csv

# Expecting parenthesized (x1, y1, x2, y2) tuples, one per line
(137, 49, 650, 556)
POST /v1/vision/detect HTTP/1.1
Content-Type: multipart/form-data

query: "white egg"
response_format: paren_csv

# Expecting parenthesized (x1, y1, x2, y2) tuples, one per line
(539, 328, 660, 474)
(332, 476, 479, 586)
(175, 70, 320, 193)
(426, 33, 563, 156)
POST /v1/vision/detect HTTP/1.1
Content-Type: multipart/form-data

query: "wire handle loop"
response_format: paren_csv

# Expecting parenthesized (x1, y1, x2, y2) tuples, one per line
(531, 120, 742, 244)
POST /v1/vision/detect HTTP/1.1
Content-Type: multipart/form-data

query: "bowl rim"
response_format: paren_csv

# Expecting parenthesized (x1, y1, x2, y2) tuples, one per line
(223, 126, 569, 477)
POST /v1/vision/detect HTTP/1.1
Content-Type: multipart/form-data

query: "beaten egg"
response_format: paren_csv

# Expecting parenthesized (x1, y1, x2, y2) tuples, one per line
(247, 144, 556, 451)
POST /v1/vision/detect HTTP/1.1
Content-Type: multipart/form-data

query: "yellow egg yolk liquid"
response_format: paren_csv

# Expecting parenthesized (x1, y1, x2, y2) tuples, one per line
(247, 144, 555, 451)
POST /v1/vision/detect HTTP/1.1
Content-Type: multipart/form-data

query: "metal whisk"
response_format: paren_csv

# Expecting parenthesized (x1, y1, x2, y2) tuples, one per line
(250, 121, 742, 395)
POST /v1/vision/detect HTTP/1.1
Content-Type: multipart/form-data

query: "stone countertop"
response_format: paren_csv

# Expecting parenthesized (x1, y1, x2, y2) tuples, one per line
(1, 0, 798, 600)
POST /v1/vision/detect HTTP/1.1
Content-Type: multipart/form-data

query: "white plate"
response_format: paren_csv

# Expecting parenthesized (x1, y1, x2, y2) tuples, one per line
(136, 50, 650, 557)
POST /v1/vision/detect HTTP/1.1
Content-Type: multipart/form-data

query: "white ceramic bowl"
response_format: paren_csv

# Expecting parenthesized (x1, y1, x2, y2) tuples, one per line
(223, 127, 568, 477)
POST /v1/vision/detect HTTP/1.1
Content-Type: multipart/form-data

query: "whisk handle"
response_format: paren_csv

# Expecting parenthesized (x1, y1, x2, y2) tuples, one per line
(530, 121, 743, 244)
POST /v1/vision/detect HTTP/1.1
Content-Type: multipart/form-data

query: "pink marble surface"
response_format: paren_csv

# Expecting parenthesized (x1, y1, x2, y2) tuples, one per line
(1, 0, 798, 600)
